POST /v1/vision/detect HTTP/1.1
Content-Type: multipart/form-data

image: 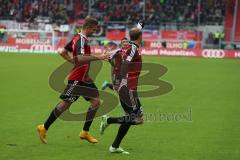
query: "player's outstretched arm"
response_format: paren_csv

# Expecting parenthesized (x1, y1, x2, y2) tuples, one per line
(76, 52, 110, 64)
(107, 49, 122, 67)
(57, 48, 74, 64)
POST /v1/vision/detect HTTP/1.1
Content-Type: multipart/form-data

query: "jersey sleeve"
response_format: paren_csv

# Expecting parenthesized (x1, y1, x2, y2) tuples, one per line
(75, 36, 86, 55)
(64, 40, 73, 52)
(109, 48, 121, 60)
(126, 45, 137, 62)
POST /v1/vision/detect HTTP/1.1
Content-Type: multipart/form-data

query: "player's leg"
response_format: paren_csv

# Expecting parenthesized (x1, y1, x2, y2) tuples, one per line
(103, 89, 143, 125)
(37, 80, 79, 144)
(79, 97, 100, 143)
(107, 100, 133, 154)
(37, 100, 73, 144)
(79, 82, 100, 143)
(108, 99, 142, 154)
(99, 98, 138, 135)
(44, 80, 81, 130)
(109, 124, 130, 154)
(82, 97, 100, 131)
(100, 92, 143, 134)
(104, 90, 143, 154)
(100, 88, 142, 135)
(44, 100, 72, 130)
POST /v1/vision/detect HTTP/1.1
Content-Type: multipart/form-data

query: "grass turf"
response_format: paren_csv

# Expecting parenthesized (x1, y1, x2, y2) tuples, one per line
(0, 53, 240, 160)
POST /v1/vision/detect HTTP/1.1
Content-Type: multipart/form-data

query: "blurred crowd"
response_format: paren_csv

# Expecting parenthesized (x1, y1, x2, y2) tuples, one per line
(93, 0, 225, 25)
(0, 0, 85, 24)
(143, 0, 225, 25)
(0, 0, 225, 25)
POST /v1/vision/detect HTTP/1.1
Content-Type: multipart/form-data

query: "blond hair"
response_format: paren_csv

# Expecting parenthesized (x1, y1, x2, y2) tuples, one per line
(129, 27, 142, 41)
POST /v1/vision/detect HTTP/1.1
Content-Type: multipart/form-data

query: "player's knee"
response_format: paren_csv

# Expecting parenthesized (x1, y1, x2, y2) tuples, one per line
(133, 120, 143, 125)
(136, 118, 144, 125)
(134, 115, 144, 125)
(57, 100, 72, 112)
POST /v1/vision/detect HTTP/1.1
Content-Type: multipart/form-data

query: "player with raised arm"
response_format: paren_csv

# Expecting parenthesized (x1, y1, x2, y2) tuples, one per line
(100, 23, 144, 154)
(37, 16, 109, 144)
(101, 20, 144, 91)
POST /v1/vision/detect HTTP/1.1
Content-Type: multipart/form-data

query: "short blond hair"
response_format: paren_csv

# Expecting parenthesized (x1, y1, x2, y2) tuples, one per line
(129, 27, 142, 41)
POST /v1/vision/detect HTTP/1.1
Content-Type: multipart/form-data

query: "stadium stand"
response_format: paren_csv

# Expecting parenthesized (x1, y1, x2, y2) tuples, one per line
(0, 0, 225, 25)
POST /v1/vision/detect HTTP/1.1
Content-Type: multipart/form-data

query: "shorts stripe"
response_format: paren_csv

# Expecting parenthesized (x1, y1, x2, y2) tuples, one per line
(66, 80, 78, 96)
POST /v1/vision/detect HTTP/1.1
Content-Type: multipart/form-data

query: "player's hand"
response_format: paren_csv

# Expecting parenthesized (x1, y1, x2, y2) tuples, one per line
(98, 51, 111, 60)
(68, 59, 74, 64)
(137, 20, 145, 30)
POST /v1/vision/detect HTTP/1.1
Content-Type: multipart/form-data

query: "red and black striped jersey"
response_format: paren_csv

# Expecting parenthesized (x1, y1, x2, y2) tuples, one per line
(123, 41, 142, 91)
(64, 33, 91, 81)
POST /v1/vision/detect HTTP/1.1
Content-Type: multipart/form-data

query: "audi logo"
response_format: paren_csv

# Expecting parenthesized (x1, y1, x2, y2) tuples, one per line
(202, 49, 225, 58)
(235, 52, 240, 58)
(31, 45, 53, 52)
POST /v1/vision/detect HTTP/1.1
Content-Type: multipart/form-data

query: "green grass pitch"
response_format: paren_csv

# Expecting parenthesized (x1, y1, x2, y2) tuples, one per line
(0, 52, 240, 160)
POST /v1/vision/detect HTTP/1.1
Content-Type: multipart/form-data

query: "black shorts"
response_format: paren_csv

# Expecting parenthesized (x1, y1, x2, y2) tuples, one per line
(119, 87, 143, 117)
(60, 80, 99, 102)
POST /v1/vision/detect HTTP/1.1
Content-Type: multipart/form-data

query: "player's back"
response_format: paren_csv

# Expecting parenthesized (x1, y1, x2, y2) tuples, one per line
(123, 41, 142, 91)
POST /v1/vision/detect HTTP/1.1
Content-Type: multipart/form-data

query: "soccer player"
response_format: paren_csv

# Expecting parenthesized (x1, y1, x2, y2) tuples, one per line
(37, 16, 109, 144)
(100, 27, 143, 154)
(101, 20, 144, 91)
(101, 38, 130, 91)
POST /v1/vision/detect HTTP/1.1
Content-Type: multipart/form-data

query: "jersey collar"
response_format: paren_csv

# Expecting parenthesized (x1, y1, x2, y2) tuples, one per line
(78, 32, 88, 40)
(130, 41, 139, 48)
